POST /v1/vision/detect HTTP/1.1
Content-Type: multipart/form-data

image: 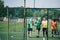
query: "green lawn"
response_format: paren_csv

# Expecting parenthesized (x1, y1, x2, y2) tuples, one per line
(0, 21, 24, 40)
(0, 21, 24, 32)
(0, 21, 60, 40)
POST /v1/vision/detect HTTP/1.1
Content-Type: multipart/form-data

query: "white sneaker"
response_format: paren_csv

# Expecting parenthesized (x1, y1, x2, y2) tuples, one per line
(43, 37, 45, 40)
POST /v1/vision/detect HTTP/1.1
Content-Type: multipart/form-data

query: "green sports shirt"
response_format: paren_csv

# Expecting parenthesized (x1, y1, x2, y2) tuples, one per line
(28, 20, 33, 28)
(35, 20, 41, 29)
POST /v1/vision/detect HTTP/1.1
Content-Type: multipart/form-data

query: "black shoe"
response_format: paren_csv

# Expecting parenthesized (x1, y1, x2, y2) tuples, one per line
(36, 36, 39, 38)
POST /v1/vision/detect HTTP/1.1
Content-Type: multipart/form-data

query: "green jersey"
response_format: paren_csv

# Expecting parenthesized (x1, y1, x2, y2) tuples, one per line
(28, 20, 33, 28)
(35, 20, 41, 28)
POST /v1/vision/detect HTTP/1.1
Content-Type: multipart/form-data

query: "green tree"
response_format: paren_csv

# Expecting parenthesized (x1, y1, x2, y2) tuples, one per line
(9, 8, 16, 18)
(40, 9, 47, 18)
(33, 10, 40, 17)
(0, 0, 4, 17)
(26, 9, 33, 17)
(18, 6, 24, 18)
(54, 10, 60, 18)
(48, 9, 60, 19)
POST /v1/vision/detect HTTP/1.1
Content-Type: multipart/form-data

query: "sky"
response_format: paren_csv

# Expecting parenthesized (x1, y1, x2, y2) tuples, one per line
(3, 0, 60, 8)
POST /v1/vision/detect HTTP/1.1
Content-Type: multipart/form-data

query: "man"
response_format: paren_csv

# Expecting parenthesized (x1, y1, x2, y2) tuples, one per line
(51, 19, 57, 37)
(27, 18, 33, 37)
(41, 18, 48, 37)
(35, 17, 41, 38)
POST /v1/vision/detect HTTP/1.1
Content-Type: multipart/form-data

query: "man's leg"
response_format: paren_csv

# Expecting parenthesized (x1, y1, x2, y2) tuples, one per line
(53, 30, 56, 37)
(55, 30, 57, 35)
(29, 28, 32, 37)
(29, 31, 32, 37)
(46, 28, 48, 37)
(52, 30, 54, 37)
(36, 30, 38, 36)
(38, 30, 40, 37)
(37, 29, 40, 38)
(43, 28, 46, 40)
(43, 28, 45, 37)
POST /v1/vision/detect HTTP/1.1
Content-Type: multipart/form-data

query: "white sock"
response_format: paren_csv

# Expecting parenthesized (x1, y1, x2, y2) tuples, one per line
(30, 31, 32, 37)
(36, 30, 38, 36)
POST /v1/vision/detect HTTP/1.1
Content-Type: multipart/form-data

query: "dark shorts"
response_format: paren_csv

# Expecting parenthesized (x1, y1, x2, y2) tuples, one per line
(52, 30, 57, 34)
(43, 28, 47, 31)
(28, 28, 32, 31)
(36, 28, 40, 31)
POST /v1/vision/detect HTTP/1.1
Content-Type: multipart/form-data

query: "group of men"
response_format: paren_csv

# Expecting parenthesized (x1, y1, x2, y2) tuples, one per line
(27, 17, 57, 38)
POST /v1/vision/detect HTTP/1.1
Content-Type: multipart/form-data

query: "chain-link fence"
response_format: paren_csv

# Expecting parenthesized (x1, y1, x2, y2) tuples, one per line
(0, 8, 60, 40)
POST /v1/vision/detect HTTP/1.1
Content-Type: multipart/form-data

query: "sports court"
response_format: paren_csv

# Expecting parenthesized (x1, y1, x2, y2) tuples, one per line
(0, 0, 60, 40)
(0, 8, 60, 40)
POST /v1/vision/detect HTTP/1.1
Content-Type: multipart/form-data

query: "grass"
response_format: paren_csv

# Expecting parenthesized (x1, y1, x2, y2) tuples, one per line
(0, 21, 24, 32)
(0, 21, 60, 40)
(0, 21, 24, 40)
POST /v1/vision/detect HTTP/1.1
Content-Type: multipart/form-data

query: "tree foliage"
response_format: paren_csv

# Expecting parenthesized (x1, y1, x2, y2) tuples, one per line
(18, 6, 24, 18)
(4, 7, 60, 18)
(0, 0, 4, 17)
(26, 9, 33, 17)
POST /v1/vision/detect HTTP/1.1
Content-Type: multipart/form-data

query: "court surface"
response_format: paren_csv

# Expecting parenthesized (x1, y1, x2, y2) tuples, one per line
(0, 21, 60, 40)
